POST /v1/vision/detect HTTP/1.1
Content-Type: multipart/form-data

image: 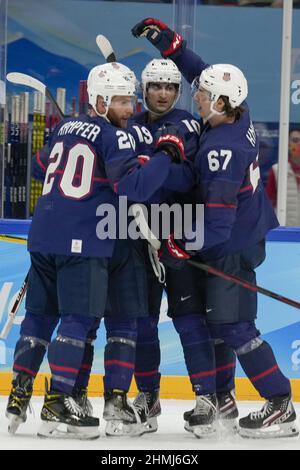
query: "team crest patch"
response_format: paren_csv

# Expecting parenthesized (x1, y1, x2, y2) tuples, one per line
(223, 73, 231, 81)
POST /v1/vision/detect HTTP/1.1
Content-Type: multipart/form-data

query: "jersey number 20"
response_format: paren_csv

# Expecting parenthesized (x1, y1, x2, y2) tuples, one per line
(42, 142, 96, 199)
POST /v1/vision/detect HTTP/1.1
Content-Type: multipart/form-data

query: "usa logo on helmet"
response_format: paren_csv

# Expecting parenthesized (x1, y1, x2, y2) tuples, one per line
(223, 73, 231, 82)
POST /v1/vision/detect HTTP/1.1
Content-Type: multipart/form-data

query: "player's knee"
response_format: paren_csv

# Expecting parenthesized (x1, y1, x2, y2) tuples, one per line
(173, 314, 210, 343)
(57, 314, 97, 342)
(105, 318, 137, 343)
(20, 311, 59, 342)
(208, 321, 261, 353)
(137, 315, 159, 342)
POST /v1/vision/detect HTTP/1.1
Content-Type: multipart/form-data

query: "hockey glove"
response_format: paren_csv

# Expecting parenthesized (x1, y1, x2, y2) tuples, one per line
(155, 123, 186, 163)
(159, 234, 190, 270)
(131, 18, 186, 59)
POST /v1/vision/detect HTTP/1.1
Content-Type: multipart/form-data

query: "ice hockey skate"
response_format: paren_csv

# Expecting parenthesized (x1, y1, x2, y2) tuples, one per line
(239, 395, 299, 439)
(184, 390, 238, 434)
(133, 390, 161, 433)
(6, 372, 33, 434)
(217, 391, 239, 433)
(103, 389, 146, 437)
(37, 383, 100, 440)
(183, 394, 218, 438)
(72, 387, 93, 417)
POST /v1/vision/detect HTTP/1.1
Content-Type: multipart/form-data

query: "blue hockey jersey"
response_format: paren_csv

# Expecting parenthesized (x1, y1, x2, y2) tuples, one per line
(130, 108, 200, 161)
(129, 108, 199, 201)
(172, 49, 279, 258)
(28, 114, 190, 258)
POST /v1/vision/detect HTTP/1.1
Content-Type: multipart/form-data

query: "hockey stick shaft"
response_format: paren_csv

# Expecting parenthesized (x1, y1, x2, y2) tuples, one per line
(187, 260, 300, 310)
(132, 204, 300, 310)
(0, 273, 29, 339)
(0, 235, 28, 339)
(6, 72, 64, 119)
(0, 234, 27, 244)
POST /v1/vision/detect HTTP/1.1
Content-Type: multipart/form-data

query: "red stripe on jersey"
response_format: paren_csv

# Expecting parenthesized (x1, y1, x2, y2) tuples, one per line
(190, 369, 216, 379)
(216, 362, 236, 373)
(206, 203, 237, 209)
(239, 185, 253, 193)
(138, 155, 150, 165)
(36, 150, 47, 172)
(105, 360, 135, 369)
(134, 370, 158, 377)
(53, 169, 108, 182)
(93, 176, 109, 182)
(250, 365, 279, 383)
(49, 363, 79, 374)
(13, 364, 36, 377)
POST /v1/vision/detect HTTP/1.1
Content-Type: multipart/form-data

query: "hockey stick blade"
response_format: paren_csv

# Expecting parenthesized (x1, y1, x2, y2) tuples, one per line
(132, 203, 300, 310)
(0, 274, 29, 340)
(6, 72, 64, 119)
(96, 35, 116, 62)
(6, 72, 46, 94)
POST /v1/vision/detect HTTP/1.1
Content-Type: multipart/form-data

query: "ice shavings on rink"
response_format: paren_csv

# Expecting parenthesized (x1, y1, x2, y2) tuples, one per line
(0, 397, 300, 450)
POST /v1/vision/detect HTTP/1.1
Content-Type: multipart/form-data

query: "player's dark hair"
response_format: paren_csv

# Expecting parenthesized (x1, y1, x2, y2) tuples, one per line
(147, 83, 179, 92)
(220, 95, 245, 120)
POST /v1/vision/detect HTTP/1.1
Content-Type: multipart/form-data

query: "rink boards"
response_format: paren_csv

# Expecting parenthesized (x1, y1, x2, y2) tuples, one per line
(0, 220, 300, 401)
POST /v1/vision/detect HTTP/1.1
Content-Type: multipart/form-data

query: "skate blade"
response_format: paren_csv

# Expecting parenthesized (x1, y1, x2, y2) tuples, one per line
(67, 425, 100, 440)
(6, 413, 25, 435)
(143, 417, 158, 434)
(105, 420, 124, 436)
(239, 422, 300, 439)
(192, 423, 219, 439)
(105, 420, 145, 437)
(184, 421, 194, 434)
(38, 421, 100, 440)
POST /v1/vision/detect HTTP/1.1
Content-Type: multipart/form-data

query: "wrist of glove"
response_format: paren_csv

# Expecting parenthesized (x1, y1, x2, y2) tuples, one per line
(131, 18, 186, 59)
(155, 123, 186, 163)
(159, 234, 190, 270)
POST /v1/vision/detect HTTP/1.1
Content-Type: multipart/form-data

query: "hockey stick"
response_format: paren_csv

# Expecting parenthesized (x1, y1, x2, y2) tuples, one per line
(187, 260, 300, 310)
(2, 74, 65, 339)
(96, 35, 117, 62)
(6, 72, 64, 119)
(0, 273, 29, 340)
(0, 234, 27, 244)
(0, 234, 28, 339)
(131, 205, 165, 283)
(131, 204, 300, 310)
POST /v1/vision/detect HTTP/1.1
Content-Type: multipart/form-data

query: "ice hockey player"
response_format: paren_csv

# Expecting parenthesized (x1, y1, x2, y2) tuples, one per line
(131, 18, 299, 439)
(28, 63, 140, 427)
(5, 62, 192, 438)
(129, 58, 238, 435)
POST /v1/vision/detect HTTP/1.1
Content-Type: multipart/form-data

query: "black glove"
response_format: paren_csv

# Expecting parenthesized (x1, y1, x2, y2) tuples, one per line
(131, 18, 186, 59)
(155, 123, 186, 163)
(159, 234, 190, 270)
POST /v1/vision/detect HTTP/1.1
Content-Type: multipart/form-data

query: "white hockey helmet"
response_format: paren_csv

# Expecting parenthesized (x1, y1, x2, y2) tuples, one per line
(197, 64, 248, 108)
(141, 59, 182, 113)
(87, 63, 136, 116)
(102, 62, 138, 88)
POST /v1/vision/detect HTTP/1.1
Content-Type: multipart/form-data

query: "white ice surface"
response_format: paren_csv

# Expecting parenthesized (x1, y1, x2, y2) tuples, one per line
(0, 397, 299, 450)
